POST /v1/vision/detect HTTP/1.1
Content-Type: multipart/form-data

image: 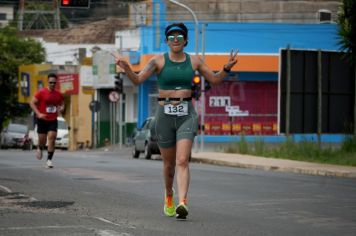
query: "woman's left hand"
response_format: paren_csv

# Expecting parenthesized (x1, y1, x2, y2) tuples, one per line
(224, 49, 239, 71)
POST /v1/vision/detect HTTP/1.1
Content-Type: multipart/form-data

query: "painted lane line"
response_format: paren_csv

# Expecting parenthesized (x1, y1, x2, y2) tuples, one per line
(1, 225, 131, 236)
(94, 217, 123, 227)
(0, 185, 38, 201)
(96, 229, 132, 236)
(0, 185, 12, 193)
(29, 197, 38, 201)
(94, 217, 135, 229)
(0, 225, 88, 230)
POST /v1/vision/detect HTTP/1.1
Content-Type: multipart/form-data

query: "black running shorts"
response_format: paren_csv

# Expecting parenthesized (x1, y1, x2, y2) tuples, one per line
(37, 119, 58, 134)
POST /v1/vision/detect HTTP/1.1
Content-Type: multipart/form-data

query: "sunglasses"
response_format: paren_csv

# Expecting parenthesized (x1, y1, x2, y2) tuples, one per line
(49, 82, 57, 84)
(167, 35, 184, 42)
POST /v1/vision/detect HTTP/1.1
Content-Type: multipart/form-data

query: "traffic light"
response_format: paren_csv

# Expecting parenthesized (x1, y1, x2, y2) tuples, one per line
(191, 74, 201, 100)
(60, 0, 90, 8)
(114, 73, 123, 94)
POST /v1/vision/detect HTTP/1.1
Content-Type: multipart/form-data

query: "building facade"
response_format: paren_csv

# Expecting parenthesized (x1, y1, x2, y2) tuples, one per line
(126, 0, 341, 144)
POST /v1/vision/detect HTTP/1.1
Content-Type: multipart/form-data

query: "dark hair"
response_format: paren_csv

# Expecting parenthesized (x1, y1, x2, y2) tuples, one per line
(165, 23, 188, 46)
(48, 73, 57, 80)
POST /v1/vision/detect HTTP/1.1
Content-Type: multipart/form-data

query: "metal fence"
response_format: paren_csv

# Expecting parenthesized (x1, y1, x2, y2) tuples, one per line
(280, 49, 355, 134)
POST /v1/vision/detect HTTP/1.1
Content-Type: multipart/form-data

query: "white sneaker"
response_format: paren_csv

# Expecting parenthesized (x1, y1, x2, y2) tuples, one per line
(36, 148, 43, 160)
(46, 160, 53, 168)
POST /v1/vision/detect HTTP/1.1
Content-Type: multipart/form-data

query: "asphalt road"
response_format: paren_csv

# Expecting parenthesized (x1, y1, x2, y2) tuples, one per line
(0, 148, 356, 236)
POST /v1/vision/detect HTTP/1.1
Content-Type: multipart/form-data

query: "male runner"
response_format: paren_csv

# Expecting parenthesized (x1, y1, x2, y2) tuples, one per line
(30, 73, 65, 168)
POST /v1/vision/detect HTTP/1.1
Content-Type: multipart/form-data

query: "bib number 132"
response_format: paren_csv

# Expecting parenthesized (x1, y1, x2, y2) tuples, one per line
(164, 103, 188, 116)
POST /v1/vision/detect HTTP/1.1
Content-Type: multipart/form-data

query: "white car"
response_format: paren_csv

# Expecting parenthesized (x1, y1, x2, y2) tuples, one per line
(30, 117, 69, 150)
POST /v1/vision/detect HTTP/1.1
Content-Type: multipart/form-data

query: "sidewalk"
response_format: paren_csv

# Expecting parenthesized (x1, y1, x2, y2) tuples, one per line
(191, 152, 356, 178)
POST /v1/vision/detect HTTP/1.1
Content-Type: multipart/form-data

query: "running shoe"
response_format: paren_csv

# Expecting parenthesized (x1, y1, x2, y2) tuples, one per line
(36, 148, 42, 160)
(46, 160, 53, 168)
(176, 203, 188, 219)
(163, 189, 175, 217)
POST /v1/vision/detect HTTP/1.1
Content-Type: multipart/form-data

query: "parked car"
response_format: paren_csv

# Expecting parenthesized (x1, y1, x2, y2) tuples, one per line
(29, 117, 69, 150)
(132, 116, 160, 159)
(0, 123, 32, 150)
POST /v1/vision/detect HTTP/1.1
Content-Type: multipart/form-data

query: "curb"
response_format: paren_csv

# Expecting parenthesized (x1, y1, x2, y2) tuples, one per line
(190, 157, 356, 178)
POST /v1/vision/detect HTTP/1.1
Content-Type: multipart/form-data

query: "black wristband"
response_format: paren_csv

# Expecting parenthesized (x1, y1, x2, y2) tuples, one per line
(223, 66, 231, 73)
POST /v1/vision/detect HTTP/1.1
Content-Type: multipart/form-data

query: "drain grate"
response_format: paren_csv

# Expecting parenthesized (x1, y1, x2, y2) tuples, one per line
(17, 200, 75, 209)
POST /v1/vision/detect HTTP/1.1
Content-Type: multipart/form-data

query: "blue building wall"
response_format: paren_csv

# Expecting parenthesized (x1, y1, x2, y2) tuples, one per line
(203, 23, 339, 54)
(137, 22, 341, 128)
(135, 1, 343, 142)
(140, 22, 340, 54)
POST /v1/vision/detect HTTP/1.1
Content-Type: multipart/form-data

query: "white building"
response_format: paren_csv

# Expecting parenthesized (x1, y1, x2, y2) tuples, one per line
(0, 6, 14, 28)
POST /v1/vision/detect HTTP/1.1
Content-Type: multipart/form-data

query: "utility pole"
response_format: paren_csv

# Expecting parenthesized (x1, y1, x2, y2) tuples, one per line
(118, 35, 123, 149)
(200, 23, 207, 152)
(286, 46, 291, 137)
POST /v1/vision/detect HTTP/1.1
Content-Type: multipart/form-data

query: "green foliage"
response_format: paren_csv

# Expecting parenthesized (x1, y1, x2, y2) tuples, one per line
(341, 135, 356, 152)
(0, 26, 45, 130)
(238, 133, 249, 154)
(337, 0, 356, 65)
(253, 137, 265, 156)
(224, 134, 250, 154)
(225, 136, 356, 166)
(0, 27, 45, 73)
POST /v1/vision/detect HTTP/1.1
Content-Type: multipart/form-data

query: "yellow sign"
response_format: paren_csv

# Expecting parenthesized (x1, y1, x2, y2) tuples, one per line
(18, 64, 52, 104)
(82, 87, 94, 95)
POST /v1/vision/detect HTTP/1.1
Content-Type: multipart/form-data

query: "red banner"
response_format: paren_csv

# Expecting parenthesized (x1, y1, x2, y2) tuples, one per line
(57, 74, 79, 95)
(202, 81, 278, 135)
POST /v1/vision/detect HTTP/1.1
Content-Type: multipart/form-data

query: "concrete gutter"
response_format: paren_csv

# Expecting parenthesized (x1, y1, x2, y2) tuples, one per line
(191, 152, 356, 178)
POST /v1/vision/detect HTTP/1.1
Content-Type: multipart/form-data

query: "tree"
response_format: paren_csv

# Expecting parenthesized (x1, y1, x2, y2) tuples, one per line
(0, 26, 45, 130)
(338, 0, 356, 63)
(337, 0, 356, 134)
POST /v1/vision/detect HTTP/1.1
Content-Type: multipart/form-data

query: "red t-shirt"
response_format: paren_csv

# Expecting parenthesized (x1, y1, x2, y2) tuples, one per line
(34, 88, 64, 121)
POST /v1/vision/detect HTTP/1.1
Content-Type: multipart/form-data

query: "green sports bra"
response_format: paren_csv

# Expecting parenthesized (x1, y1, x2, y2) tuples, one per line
(157, 53, 195, 90)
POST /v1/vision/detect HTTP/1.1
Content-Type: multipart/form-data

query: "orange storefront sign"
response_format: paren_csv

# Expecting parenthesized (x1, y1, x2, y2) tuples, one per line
(132, 54, 278, 73)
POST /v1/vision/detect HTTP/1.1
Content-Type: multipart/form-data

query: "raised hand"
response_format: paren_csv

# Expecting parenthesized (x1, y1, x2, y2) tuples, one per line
(111, 52, 130, 70)
(224, 49, 239, 71)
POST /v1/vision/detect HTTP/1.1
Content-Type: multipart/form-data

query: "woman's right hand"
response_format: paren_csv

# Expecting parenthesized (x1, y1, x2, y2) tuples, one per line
(114, 54, 130, 70)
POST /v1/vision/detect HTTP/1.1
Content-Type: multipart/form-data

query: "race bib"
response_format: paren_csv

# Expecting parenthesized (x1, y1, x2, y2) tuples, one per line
(46, 105, 57, 113)
(164, 102, 188, 116)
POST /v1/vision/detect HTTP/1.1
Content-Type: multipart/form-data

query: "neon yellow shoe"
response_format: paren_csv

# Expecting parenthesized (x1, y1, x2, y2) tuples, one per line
(163, 189, 176, 217)
(176, 202, 188, 220)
